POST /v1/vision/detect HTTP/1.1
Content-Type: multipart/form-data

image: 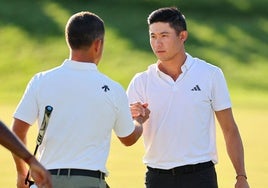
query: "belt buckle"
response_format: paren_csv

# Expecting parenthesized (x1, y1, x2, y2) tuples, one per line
(100, 172, 104, 179)
(57, 169, 62, 176)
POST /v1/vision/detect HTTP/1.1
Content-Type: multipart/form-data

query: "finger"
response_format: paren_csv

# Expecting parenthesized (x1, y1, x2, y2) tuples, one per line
(130, 102, 142, 106)
(142, 103, 148, 108)
(141, 108, 146, 116)
(134, 106, 145, 117)
(130, 106, 143, 117)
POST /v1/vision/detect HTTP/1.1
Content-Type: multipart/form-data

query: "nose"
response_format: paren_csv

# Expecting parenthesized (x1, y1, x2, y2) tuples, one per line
(155, 37, 162, 44)
(153, 38, 163, 48)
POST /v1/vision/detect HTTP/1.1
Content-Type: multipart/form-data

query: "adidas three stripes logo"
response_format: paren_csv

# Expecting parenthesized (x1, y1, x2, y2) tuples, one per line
(191, 85, 201, 91)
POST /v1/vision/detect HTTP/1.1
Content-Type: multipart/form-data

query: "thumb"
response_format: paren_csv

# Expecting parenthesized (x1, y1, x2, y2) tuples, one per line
(142, 103, 148, 108)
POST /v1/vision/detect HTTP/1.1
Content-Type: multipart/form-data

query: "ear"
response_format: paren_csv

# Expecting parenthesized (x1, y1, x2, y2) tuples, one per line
(179, 31, 188, 42)
(94, 39, 103, 53)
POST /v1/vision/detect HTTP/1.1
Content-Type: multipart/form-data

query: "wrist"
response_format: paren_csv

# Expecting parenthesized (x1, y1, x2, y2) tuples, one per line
(236, 174, 247, 180)
(134, 117, 143, 126)
(24, 155, 35, 165)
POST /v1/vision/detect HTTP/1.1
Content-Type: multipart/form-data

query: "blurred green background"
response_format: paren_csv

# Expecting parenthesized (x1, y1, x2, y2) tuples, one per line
(0, 0, 267, 187)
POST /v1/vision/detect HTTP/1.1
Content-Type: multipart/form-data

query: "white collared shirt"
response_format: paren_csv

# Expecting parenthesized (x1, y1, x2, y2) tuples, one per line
(14, 59, 135, 174)
(127, 53, 231, 169)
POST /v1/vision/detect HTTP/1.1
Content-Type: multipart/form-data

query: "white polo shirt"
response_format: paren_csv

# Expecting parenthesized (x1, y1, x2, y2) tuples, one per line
(127, 53, 231, 169)
(14, 59, 135, 174)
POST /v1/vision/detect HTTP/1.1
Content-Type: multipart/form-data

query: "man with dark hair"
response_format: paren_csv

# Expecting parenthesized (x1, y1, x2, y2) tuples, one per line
(127, 7, 249, 188)
(0, 120, 52, 188)
(12, 11, 149, 188)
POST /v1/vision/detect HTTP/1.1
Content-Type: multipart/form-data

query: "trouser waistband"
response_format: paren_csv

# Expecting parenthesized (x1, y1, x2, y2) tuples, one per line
(147, 161, 214, 175)
(49, 169, 105, 179)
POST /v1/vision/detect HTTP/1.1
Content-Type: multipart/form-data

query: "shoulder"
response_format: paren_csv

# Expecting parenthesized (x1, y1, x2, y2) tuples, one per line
(33, 65, 62, 80)
(190, 56, 223, 75)
(131, 64, 157, 82)
(25, 65, 63, 91)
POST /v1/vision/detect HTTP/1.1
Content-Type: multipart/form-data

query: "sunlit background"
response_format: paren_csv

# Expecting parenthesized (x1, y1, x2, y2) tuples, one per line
(0, 0, 267, 187)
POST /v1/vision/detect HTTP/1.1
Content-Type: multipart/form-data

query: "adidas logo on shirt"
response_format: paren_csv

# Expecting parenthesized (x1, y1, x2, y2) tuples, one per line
(191, 85, 201, 91)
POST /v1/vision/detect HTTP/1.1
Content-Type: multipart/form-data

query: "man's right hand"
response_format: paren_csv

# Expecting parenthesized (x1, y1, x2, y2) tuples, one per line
(130, 102, 150, 123)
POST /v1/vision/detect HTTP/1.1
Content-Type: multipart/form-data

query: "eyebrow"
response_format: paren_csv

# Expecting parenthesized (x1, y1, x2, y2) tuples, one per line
(150, 31, 170, 35)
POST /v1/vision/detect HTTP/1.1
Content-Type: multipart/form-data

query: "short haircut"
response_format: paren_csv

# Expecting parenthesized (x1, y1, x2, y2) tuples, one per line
(147, 7, 187, 34)
(65, 11, 105, 50)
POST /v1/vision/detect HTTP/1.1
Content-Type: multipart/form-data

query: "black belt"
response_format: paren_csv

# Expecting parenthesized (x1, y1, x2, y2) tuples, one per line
(147, 161, 214, 175)
(49, 169, 105, 179)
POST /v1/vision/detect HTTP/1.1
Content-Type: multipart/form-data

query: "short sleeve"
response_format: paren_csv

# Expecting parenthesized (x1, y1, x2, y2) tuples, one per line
(113, 85, 135, 137)
(211, 68, 232, 111)
(13, 75, 39, 125)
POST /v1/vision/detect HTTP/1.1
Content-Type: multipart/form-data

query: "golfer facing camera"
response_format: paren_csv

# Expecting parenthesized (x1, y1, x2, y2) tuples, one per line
(12, 11, 149, 188)
(127, 7, 249, 188)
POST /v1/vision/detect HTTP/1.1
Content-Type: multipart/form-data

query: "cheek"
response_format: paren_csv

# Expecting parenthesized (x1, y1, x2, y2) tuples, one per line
(150, 40, 157, 50)
(169, 39, 181, 50)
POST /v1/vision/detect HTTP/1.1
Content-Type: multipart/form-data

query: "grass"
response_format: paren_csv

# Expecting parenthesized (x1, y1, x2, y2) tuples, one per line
(1, 104, 268, 187)
(0, 0, 268, 187)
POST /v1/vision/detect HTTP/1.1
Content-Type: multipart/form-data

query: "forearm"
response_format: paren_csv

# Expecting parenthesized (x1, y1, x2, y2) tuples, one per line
(11, 141, 30, 176)
(13, 155, 30, 176)
(132, 120, 143, 141)
(126, 120, 143, 146)
(118, 120, 143, 146)
(0, 121, 29, 175)
(224, 126, 246, 176)
(216, 109, 249, 187)
(0, 121, 31, 162)
(11, 120, 31, 175)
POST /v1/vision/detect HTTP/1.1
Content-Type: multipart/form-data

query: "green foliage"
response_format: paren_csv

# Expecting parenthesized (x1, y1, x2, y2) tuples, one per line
(0, 0, 267, 106)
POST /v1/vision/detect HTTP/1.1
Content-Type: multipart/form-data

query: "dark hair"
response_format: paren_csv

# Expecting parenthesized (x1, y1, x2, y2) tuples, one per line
(65, 11, 105, 50)
(147, 7, 187, 34)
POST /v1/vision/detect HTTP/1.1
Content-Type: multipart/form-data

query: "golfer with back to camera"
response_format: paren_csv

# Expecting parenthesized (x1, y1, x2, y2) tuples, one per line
(11, 11, 149, 188)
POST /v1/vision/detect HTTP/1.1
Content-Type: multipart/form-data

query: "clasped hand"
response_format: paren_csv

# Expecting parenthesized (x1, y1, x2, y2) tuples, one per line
(130, 102, 150, 124)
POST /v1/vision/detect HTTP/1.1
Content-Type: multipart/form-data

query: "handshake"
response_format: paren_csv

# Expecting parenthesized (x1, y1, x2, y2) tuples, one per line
(130, 102, 150, 125)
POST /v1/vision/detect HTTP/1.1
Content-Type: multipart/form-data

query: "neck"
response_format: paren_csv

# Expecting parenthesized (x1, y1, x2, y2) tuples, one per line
(158, 53, 187, 81)
(69, 49, 98, 64)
